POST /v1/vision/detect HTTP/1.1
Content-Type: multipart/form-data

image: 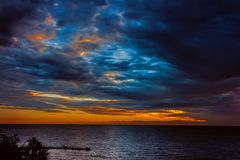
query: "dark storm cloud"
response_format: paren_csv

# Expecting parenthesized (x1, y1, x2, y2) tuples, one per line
(0, 0, 44, 46)
(0, 48, 93, 82)
(56, 0, 107, 27)
(120, 0, 240, 81)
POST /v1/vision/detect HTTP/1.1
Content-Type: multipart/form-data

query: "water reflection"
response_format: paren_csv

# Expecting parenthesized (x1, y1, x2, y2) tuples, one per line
(1, 125, 240, 160)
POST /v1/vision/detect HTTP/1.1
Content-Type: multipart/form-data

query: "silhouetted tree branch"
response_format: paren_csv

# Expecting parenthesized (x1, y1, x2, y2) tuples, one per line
(0, 130, 48, 160)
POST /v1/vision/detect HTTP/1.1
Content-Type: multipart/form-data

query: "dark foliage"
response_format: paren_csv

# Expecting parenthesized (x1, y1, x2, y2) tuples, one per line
(0, 130, 48, 160)
(22, 137, 48, 160)
(0, 131, 22, 160)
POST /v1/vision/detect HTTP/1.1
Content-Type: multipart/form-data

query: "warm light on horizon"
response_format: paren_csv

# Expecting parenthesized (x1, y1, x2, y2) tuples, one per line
(0, 105, 206, 124)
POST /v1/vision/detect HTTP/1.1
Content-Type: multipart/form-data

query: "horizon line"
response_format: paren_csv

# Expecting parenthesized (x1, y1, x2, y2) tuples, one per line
(0, 124, 239, 127)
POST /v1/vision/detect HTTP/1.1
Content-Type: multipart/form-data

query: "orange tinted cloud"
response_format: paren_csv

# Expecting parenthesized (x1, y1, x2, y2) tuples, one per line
(26, 31, 56, 52)
(27, 90, 119, 103)
(74, 35, 101, 44)
(79, 51, 86, 57)
(67, 35, 103, 56)
(27, 32, 55, 42)
(80, 106, 137, 115)
(103, 71, 120, 83)
(100, 71, 134, 84)
(3, 91, 206, 124)
(11, 36, 19, 44)
(25, 90, 206, 122)
(0, 105, 206, 124)
(44, 15, 55, 26)
(76, 106, 206, 123)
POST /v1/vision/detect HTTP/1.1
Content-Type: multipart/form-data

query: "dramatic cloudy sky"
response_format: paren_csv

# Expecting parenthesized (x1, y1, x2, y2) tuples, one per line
(0, 0, 240, 125)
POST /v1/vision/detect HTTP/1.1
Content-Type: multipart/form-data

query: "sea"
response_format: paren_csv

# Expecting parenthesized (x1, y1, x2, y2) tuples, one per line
(0, 125, 240, 160)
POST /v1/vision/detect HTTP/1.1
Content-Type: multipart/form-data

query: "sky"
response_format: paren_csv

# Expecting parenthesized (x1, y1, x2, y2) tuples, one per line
(0, 0, 240, 125)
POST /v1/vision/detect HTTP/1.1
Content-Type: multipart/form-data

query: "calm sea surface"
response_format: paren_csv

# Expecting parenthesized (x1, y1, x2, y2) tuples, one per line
(0, 125, 240, 160)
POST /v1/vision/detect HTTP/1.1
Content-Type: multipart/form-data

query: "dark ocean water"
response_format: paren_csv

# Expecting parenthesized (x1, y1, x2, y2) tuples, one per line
(0, 125, 240, 160)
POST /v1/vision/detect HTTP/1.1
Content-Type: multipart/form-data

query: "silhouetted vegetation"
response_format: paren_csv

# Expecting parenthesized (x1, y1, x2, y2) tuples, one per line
(22, 137, 48, 160)
(0, 130, 48, 160)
